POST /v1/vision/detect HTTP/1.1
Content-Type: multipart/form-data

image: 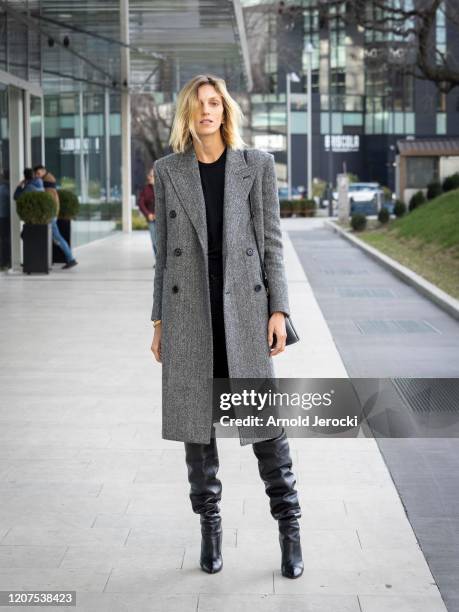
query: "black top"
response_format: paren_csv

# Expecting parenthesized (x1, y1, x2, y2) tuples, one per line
(198, 147, 227, 278)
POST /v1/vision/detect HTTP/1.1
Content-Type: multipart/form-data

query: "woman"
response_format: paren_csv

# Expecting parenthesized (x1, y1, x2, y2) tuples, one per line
(150, 74, 303, 579)
(137, 168, 157, 262)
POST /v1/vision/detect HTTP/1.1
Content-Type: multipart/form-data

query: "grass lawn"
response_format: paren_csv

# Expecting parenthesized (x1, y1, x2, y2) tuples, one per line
(350, 190, 459, 300)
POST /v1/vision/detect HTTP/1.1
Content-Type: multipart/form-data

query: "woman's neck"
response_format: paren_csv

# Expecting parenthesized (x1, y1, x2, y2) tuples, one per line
(193, 136, 226, 164)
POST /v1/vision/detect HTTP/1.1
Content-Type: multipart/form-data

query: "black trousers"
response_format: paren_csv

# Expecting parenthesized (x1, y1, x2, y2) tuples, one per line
(209, 271, 229, 379)
(209, 271, 233, 425)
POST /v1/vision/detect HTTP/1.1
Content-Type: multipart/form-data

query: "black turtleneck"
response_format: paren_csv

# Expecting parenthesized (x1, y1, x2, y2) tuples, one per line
(198, 147, 227, 278)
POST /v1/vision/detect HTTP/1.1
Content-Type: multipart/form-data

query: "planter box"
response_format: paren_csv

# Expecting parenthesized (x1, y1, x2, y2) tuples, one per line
(23, 223, 52, 274)
(52, 218, 71, 263)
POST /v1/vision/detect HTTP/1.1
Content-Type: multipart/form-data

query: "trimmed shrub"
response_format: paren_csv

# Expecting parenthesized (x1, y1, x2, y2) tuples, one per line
(378, 207, 390, 224)
(16, 191, 57, 224)
(58, 189, 80, 220)
(394, 200, 407, 218)
(351, 213, 367, 231)
(279, 199, 293, 217)
(291, 199, 303, 217)
(300, 199, 316, 217)
(442, 172, 459, 192)
(427, 180, 443, 200)
(409, 190, 427, 212)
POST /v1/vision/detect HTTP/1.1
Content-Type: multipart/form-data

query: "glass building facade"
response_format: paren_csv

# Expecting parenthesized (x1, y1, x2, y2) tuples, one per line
(242, 0, 459, 192)
(0, 1, 122, 269)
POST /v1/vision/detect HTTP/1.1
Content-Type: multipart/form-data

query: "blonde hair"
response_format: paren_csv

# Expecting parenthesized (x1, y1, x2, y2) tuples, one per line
(169, 74, 247, 153)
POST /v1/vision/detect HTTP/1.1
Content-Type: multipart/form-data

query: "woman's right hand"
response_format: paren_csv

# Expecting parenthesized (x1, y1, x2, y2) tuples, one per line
(151, 325, 162, 363)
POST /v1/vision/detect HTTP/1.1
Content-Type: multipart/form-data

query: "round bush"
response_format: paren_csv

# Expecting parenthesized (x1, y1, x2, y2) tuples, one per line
(58, 189, 80, 219)
(442, 172, 459, 192)
(351, 213, 367, 232)
(378, 207, 390, 224)
(394, 200, 406, 217)
(426, 180, 442, 200)
(409, 190, 427, 212)
(16, 191, 57, 224)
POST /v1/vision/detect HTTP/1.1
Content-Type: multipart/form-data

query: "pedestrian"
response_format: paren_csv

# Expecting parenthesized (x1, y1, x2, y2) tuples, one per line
(137, 167, 157, 264)
(13, 167, 44, 199)
(33, 165, 78, 270)
(150, 74, 303, 578)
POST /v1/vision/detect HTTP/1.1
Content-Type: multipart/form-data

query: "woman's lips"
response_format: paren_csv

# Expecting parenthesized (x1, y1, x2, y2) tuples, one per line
(200, 120, 213, 124)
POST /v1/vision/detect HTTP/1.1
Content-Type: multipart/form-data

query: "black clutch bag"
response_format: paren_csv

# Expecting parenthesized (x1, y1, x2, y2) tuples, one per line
(243, 149, 300, 346)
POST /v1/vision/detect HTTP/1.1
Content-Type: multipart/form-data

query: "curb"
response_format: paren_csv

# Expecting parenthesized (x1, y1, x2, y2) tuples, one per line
(325, 219, 459, 322)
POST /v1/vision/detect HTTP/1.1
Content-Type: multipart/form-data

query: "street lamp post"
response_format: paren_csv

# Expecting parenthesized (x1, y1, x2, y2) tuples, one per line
(286, 71, 300, 200)
(305, 43, 314, 200)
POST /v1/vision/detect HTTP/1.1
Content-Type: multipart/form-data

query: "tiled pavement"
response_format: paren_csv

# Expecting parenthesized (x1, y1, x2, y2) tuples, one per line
(0, 225, 448, 611)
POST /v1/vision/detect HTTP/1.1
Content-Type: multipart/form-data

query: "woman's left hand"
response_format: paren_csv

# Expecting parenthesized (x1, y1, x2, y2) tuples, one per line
(268, 311, 287, 356)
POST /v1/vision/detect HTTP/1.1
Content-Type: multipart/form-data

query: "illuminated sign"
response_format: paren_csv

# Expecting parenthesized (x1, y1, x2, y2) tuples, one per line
(59, 137, 100, 153)
(324, 135, 360, 152)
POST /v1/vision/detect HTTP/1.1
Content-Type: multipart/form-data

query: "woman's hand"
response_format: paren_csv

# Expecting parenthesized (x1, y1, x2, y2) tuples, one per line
(151, 324, 162, 363)
(268, 311, 287, 356)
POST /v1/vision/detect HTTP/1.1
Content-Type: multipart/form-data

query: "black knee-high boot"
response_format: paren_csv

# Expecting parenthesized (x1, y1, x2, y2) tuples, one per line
(252, 430, 303, 579)
(184, 436, 223, 574)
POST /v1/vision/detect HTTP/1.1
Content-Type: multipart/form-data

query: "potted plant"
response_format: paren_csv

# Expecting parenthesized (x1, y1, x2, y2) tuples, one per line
(53, 190, 80, 263)
(16, 191, 57, 274)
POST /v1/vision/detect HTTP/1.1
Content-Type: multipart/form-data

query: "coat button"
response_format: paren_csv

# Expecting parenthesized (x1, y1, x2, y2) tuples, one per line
(172, 285, 179, 293)
(246, 248, 254, 256)
(254, 284, 262, 292)
(169, 210, 177, 218)
(174, 248, 182, 256)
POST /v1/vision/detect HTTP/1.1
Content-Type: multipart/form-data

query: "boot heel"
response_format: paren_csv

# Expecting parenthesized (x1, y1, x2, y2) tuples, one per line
(200, 526, 223, 574)
(279, 530, 304, 578)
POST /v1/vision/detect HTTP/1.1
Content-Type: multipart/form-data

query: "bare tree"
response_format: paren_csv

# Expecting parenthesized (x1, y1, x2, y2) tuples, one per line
(277, 0, 459, 93)
(131, 93, 172, 164)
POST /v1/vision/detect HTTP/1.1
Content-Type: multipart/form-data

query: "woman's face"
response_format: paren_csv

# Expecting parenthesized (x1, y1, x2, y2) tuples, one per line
(147, 170, 154, 184)
(192, 84, 225, 138)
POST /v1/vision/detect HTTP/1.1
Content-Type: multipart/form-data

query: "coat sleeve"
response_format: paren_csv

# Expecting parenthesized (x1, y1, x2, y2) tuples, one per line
(261, 153, 291, 318)
(151, 162, 167, 321)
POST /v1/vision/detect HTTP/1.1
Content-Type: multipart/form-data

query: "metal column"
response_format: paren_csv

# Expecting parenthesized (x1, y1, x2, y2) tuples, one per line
(120, 0, 132, 233)
(8, 86, 24, 271)
(104, 89, 111, 203)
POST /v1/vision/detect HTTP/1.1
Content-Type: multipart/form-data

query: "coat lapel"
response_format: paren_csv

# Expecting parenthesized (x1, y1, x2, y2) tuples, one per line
(165, 146, 257, 266)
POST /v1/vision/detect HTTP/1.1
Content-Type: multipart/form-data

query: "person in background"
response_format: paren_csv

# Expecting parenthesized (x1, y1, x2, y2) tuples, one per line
(33, 165, 78, 270)
(137, 167, 157, 265)
(13, 167, 43, 198)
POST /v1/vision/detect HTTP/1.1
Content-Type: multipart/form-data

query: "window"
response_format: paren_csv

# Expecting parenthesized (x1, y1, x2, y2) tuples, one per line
(406, 157, 439, 188)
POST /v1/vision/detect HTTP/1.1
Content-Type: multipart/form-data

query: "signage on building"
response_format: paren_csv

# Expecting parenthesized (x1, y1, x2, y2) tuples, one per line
(254, 134, 285, 152)
(59, 137, 100, 153)
(364, 44, 416, 65)
(324, 135, 360, 153)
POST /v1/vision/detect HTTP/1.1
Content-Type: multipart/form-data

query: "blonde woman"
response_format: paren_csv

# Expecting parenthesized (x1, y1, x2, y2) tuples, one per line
(151, 74, 303, 578)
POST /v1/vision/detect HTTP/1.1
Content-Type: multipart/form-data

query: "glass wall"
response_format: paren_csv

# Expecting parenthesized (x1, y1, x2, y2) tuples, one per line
(44, 90, 121, 247)
(0, 84, 9, 269)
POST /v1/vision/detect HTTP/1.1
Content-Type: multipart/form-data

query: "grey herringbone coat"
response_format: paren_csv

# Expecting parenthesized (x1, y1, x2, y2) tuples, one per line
(151, 145, 291, 445)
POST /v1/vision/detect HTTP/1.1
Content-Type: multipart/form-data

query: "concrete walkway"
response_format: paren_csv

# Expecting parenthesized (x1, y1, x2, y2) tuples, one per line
(0, 225, 447, 611)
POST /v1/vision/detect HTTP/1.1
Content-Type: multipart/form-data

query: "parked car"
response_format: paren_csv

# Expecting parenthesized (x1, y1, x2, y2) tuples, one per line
(278, 186, 303, 201)
(333, 182, 384, 215)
